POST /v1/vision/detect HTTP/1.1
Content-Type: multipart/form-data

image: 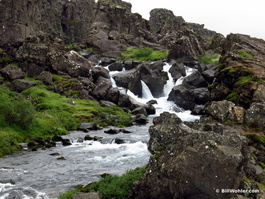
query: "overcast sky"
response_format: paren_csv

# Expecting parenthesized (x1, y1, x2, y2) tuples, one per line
(124, 0, 265, 40)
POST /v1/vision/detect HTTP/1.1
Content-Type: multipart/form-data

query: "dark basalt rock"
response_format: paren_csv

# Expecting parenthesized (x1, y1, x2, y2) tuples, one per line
(78, 123, 98, 132)
(134, 114, 148, 124)
(131, 112, 248, 199)
(169, 62, 186, 82)
(104, 129, 119, 135)
(168, 85, 195, 110)
(62, 139, 72, 146)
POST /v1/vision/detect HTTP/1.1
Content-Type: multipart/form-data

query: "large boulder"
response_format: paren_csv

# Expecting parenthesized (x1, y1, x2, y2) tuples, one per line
(169, 62, 186, 82)
(139, 63, 167, 98)
(112, 69, 142, 97)
(49, 49, 92, 78)
(131, 112, 248, 199)
(0, 64, 24, 80)
(168, 85, 195, 110)
(12, 79, 38, 92)
(183, 71, 208, 88)
(92, 76, 112, 100)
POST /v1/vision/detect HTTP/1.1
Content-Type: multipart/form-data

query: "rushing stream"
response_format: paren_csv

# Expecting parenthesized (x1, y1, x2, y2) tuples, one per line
(0, 62, 200, 199)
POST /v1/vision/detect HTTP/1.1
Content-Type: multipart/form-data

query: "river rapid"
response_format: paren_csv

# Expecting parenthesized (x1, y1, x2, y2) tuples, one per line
(0, 62, 200, 199)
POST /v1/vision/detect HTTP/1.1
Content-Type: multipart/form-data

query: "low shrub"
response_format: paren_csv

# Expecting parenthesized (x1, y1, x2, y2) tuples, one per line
(0, 86, 35, 129)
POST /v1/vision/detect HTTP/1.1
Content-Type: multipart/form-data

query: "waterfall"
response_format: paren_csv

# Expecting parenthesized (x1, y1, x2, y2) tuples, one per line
(162, 63, 175, 96)
(106, 62, 200, 121)
(141, 80, 153, 99)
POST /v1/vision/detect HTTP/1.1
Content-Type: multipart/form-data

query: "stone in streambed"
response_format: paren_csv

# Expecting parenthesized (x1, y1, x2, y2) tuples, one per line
(104, 129, 119, 134)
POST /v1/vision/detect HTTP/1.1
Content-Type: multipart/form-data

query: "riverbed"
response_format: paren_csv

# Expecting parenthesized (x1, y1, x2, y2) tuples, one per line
(0, 121, 153, 199)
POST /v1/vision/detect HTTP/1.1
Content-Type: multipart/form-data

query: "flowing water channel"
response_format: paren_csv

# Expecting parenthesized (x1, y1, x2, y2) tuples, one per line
(0, 62, 200, 199)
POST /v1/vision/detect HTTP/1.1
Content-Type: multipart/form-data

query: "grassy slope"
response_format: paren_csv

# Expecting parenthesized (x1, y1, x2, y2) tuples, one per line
(0, 82, 132, 157)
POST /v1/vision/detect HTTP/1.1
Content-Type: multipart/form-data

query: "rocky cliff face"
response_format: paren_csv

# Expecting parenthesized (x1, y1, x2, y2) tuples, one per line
(0, 0, 217, 58)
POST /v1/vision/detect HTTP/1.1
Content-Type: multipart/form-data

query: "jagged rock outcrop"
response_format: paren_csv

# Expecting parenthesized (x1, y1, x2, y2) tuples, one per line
(131, 112, 249, 199)
(208, 34, 265, 129)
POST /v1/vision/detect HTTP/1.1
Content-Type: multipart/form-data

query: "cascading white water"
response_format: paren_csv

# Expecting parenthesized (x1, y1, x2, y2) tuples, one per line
(108, 62, 200, 121)
(162, 62, 175, 96)
(141, 80, 153, 99)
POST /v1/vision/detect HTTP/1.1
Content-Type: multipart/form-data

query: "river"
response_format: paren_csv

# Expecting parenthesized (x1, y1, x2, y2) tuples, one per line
(0, 62, 200, 199)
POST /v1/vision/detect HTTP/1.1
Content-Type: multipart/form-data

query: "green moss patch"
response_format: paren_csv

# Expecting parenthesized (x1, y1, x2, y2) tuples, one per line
(237, 49, 253, 59)
(198, 53, 221, 64)
(226, 92, 238, 102)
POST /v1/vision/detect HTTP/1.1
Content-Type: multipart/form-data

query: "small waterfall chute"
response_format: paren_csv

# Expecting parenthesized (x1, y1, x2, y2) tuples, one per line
(141, 80, 153, 99)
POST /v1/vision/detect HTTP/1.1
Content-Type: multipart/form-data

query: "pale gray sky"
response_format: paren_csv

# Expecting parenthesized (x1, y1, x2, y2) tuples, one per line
(124, 0, 265, 40)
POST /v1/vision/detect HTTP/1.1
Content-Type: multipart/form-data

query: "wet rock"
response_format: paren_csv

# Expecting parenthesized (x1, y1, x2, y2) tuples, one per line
(92, 66, 110, 80)
(112, 69, 142, 97)
(183, 70, 208, 88)
(84, 135, 93, 141)
(109, 61, 123, 71)
(168, 84, 195, 110)
(57, 156, 66, 160)
(131, 107, 148, 116)
(104, 129, 119, 134)
(169, 62, 186, 82)
(134, 114, 148, 124)
(119, 129, 132, 134)
(0, 64, 24, 80)
(98, 57, 116, 66)
(62, 139, 72, 146)
(145, 104, 156, 115)
(77, 138, 84, 143)
(114, 138, 126, 144)
(146, 100, 157, 105)
(131, 112, 248, 199)
(93, 136, 103, 142)
(49, 153, 60, 156)
(78, 123, 98, 132)
(52, 135, 64, 142)
(12, 79, 38, 92)
(139, 63, 166, 98)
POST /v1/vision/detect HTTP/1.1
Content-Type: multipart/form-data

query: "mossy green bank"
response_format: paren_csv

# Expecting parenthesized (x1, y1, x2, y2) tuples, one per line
(0, 82, 132, 157)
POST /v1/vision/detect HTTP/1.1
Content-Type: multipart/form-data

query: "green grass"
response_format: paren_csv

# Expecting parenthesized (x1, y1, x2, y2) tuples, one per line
(61, 165, 147, 199)
(198, 53, 221, 64)
(121, 47, 169, 61)
(87, 166, 146, 199)
(0, 82, 132, 157)
(58, 190, 80, 199)
(234, 75, 254, 87)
